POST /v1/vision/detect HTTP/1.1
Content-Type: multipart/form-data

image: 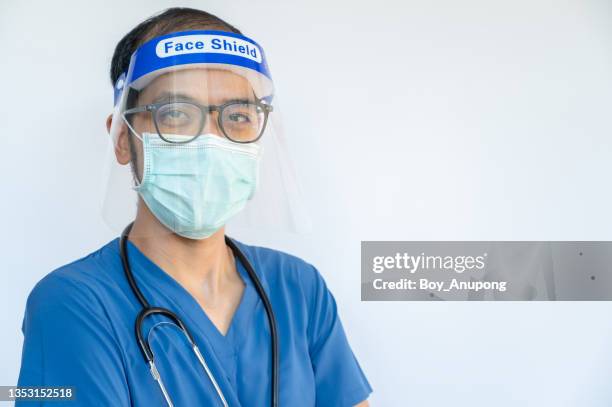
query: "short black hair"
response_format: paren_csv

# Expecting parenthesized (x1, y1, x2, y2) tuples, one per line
(110, 7, 242, 86)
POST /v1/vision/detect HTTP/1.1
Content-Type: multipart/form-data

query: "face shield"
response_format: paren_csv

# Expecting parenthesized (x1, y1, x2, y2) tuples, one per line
(104, 30, 310, 239)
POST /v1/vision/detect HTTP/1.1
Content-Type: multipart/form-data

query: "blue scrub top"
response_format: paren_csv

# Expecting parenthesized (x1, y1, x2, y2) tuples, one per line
(17, 238, 372, 406)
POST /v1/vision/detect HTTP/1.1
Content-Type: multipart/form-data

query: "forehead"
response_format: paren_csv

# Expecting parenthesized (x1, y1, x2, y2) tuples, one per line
(138, 68, 254, 103)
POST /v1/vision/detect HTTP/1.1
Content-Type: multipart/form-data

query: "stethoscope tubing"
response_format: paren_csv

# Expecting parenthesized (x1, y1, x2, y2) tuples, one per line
(119, 222, 279, 407)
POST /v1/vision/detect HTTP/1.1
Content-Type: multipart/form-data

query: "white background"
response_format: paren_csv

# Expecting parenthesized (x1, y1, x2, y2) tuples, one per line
(2, 0, 612, 405)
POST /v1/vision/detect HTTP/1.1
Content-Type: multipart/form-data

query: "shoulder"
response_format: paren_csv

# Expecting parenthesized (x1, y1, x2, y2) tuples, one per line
(231, 238, 324, 289)
(231, 239, 330, 306)
(24, 239, 122, 318)
(19, 241, 131, 400)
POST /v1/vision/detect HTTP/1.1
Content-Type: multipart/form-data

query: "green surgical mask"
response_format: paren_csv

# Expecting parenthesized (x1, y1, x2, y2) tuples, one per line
(134, 133, 262, 239)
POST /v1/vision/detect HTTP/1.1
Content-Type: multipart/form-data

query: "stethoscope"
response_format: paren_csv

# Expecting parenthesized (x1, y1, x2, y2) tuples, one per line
(119, 222, 279, 407)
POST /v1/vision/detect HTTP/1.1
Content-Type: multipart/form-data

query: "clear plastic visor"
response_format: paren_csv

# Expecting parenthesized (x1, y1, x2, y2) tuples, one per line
(103, 62, 310, 239)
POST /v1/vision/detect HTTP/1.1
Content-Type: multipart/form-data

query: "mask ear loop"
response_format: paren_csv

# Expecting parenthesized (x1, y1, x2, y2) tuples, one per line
(120, 86, 145, 143)
(122, 112, 145, 143)
(117, 86, 148, 186)
(120, 112, 146, 187)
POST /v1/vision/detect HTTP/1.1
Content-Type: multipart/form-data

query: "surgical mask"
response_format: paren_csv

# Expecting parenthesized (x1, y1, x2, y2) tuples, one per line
(134, 133, 262, 239)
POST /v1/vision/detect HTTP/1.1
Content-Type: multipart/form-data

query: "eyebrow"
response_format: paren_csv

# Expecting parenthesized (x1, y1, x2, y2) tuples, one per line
(152, 91, 257, 105)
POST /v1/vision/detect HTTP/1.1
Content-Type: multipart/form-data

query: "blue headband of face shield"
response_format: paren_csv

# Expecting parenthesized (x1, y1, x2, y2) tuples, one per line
(113, 30, 274, 106)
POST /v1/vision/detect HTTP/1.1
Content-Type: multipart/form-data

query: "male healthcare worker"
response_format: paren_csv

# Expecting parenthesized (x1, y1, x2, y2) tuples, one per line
(16, 7, 372, 407)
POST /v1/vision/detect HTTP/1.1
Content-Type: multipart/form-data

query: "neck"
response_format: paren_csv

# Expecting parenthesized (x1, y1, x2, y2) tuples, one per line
(128, 199, 235, 300)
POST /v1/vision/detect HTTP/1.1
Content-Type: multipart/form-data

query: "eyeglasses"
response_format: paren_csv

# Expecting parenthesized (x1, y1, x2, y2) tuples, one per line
(122, 98, 273, 144)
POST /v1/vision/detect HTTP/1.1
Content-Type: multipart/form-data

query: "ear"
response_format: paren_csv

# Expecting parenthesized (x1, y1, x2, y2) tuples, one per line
(106, 114, 131, 165)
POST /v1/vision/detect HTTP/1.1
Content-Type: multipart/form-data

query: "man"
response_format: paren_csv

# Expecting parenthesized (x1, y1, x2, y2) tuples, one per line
(17, 7, 372, 406)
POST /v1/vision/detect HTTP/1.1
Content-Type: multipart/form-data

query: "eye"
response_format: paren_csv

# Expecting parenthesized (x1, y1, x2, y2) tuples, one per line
(155, 102, 200, 129)
(223, 103, 262, 127)
(167, 109, 185, 118)
(160, 108, 188, 121)
(228, 112, 252, 123)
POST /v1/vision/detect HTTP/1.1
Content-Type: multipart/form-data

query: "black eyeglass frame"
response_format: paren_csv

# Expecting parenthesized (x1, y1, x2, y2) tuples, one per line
(122, 98, 274, 144)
